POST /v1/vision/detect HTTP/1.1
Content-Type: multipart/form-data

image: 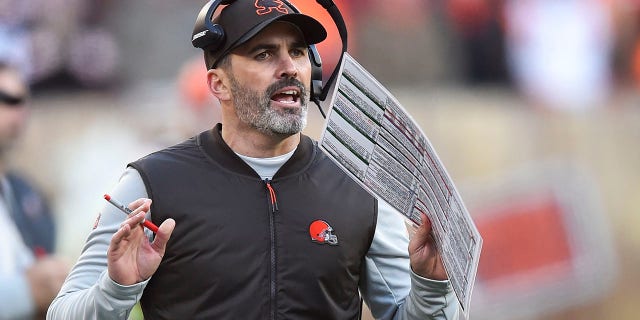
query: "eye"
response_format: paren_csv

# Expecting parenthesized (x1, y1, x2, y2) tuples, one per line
(290, 47, 307, 58)
(255, 51, 271, 61)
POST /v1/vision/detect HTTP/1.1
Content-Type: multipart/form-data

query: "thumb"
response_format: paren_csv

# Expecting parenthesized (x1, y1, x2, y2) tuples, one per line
(151, 218, 176, 255)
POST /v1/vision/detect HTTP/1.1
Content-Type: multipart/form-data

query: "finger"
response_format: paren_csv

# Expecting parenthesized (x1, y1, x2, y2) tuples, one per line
(126, 199, 152, 218)
(411, 213, 433, 248)
(122, 211, 147, 230)
(111, 222, 131, 247)
(150, 218, 176, 256)
(420, 213, 433, 232)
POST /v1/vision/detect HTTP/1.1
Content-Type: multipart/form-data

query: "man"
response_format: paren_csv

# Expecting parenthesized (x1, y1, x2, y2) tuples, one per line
(0, 62, 69, 320)
(47, 1, 459, 319)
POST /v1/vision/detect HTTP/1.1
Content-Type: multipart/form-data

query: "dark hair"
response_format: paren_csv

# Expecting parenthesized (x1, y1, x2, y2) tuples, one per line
(204, 51, 231, 71)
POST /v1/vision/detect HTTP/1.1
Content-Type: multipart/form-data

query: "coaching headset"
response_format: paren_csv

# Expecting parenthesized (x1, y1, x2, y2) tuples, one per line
(191, 0, 324, 102)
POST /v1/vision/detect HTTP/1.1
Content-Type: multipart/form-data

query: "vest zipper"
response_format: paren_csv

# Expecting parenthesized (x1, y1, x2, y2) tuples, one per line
(265, 179, 279, 213)
(265, 179, 278, 319)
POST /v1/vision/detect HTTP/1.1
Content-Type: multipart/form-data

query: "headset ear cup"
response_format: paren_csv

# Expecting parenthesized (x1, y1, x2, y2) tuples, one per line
(193, 24, 225, 50)
(191, 0, 226, 49)
(309, 44, 323, 99)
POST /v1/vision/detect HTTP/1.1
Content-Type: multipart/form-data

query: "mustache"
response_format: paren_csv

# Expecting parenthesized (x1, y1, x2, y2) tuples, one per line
(266, 78, 307, 99)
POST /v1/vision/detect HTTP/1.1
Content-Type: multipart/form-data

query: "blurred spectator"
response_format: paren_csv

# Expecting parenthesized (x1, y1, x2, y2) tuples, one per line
(633, 40, 640, 89)
(503, 0, 614, 111)
(610, 0, 640, 90)
(444, 0, 511, 85)
(0, 0, 120, 90)
(0, 62, 69, 320)
(0, 0, 33, 77)
(346, 0, 447, 84)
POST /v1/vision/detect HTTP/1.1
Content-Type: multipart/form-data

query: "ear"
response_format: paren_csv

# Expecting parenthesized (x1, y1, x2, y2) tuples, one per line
(207, 68, 231, 101)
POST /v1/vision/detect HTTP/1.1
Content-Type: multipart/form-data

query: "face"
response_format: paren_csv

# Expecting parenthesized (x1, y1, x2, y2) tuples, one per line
(223, 22, 312, 135)
(0, 68, 29, 156)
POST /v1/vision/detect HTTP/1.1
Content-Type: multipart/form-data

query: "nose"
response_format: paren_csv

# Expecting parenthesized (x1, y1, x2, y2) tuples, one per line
(278, 55, 298, 79)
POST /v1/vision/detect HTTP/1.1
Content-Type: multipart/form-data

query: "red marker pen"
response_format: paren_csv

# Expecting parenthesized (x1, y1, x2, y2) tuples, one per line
(103, 194, 159, 233)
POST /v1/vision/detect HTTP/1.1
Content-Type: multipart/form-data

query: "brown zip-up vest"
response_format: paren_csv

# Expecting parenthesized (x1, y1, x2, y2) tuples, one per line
(130, 124, 377, 319)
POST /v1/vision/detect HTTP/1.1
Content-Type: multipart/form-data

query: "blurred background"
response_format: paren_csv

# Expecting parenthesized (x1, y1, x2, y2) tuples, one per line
(2, 0, 639, 319)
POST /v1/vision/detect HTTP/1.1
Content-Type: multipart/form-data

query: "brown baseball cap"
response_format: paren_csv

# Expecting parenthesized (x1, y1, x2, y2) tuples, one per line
(201, 0, 327, 68)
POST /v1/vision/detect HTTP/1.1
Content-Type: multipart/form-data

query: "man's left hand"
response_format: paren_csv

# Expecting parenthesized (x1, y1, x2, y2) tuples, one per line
(408, 213, 448, 280)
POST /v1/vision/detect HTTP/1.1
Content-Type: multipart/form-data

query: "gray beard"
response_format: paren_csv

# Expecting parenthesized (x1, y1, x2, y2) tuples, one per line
(229, 75, 308, 135)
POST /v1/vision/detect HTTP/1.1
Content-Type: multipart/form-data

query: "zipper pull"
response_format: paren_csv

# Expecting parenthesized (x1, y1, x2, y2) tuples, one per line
(264, 179, 279, 212)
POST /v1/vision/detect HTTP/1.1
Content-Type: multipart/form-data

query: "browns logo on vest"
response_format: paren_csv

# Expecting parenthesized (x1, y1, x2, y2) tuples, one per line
(309, 219, 339, 245)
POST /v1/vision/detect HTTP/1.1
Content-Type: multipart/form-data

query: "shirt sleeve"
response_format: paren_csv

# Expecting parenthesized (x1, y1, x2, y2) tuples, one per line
(0, 274, 35, 319)
(359, 199, 459, 320)
(46, 168, 151, 320)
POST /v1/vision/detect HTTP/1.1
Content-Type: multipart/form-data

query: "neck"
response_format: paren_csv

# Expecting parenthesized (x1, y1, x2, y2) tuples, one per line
(220, 121, 300, 158)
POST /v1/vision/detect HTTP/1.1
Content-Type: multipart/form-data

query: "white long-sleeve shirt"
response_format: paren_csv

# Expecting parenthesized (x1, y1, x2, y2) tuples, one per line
(48, 153, 459, 320)
(0, 177, 37, 320)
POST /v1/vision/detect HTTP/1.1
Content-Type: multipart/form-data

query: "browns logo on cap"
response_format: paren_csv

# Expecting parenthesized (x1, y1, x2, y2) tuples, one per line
(255, 0, 289, 15)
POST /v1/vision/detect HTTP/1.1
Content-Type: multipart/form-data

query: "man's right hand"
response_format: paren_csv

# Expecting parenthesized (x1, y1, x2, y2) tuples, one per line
(26, 256, 70, 314)
(107, 198, 175, 285)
